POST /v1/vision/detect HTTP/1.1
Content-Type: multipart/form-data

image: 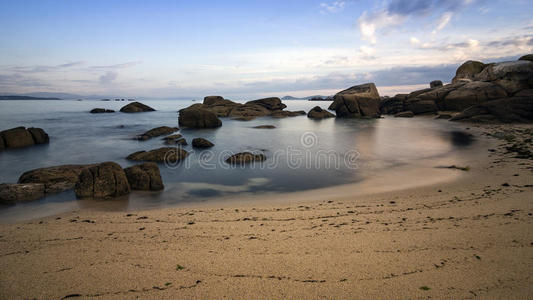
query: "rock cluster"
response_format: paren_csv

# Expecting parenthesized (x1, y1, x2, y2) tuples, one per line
(0, 127, 49, 150)
(18, 164, 94, 194)
(119, 102, 155, 113)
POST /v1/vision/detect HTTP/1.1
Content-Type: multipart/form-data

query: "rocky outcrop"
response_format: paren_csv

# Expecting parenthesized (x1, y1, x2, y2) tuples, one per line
(90, 108, 115, 113)
(452, 60, 486, 83)
(518, 54, 533, 62)
(430, 80, 443, 88)
(450, 97, 533, 123)
(0, 183, 45, 204)
(0, 127, 49, 150)
(474, 60, 533, 94)
(444, 81, 508, 111)
(394, 111, 414, 118)
(127, 147, 188, 163)
(18, 164, 94, 194)
(203, 96, 225, 105)
(75, 162, 130, 198)
(124, 162, 164, 191)
(178, 106, 222, 128)
(226, 152, 266, 164)
(119, 102, 155, 113)
(136, 126, 179, 141)
(380, 94, 407, 115)
(307, 106, 335, 119)
(331, 83, 381, 118)
(192, 138, 214, 148)
(245, 97, 287, 111)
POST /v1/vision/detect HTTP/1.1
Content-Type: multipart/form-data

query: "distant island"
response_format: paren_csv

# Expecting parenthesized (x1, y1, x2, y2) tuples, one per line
(0, 95, 61, 100)
(282, 95, 333, 101)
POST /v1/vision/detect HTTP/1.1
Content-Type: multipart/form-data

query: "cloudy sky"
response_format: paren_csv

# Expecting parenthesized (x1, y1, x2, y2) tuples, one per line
(0, 0, 532, 99)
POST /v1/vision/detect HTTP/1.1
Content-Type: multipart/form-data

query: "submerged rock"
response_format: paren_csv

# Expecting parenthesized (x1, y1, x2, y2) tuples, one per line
(18, 164, 93, 194)
(0, 127, 49, 149)
(253, 125, 276, 129)
(119, 102, 155, 113)
(0, 183, 45, 204)
(307, 106, 335, 119)
(124, 162, 164, 191)
(178, 106, 222, 128)
(136, 126, 179, 141)
(192, 138, 214, 148)
(127, 147, 188, 163)
(75, 162, 131, 198)
(90, 108, 115, 113)
(226, 152, 267, 164)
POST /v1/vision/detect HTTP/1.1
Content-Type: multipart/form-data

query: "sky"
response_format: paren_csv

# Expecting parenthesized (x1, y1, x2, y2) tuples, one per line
(0, 0, 532, 99)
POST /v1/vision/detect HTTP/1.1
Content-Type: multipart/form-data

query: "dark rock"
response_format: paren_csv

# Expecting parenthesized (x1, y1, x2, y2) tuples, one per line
(226, 152, 266, 164)
(75, 162, 130, 198)
(244, 97, 287, 111)
(444, 81, 507, 111)
(430, 80, 443, 88)
(270, 110, 306, 118)
(474, 60, 533, 94)
(380, 94, 407, 115)
(136, 126, 179, 141)
(192, 138, 214, 148)
(452, 60, 486, 83)
(0, 183, 45, 204)
(407, 88, 435, 99)
(0, 127, 35, 149)
(0, 135, 4, 150)
(450, 97, 533, 123)
(164, 138, 187, 146)
(332, 83, 381, 118)
(231, 116, 256, 121)
(394, 111, 414, 118)
(90, 108, 115, 113)
(435, 113, 453, 119)
(415, 82, 466, 110)
(227, 104, 271, 118)
(515, 89, 533, 97)
(124, 162, 164, 191)
(178, 106, 222, 128)
(405, 99, 438, 114)
(253, 125, 276, 129)
(307, 106, 335, 119)
(119, 102, 155, 113)
(518, 54, 533, 62)
(18, 164, 95, 194)
(27, 127, 49, 144)
(127, 147, 189, 163)
(203, 96, 225, 105)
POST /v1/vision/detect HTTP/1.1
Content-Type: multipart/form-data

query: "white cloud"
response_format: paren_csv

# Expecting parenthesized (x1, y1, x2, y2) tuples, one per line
(99, 71, 118, 84)
(359, 45, 376, 56)
(432, 12, 453, 34)
(320, 1, 345, 14)
(358, 11, 404, 44)
(410, 37, 421, 45)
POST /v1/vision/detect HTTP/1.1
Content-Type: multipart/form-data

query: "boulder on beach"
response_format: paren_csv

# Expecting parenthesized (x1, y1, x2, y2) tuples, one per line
(192, 138, 214, 148)
(90, 108, 115, 113)
(18, 164, 95, 194)
(178, 106, 222, 128)
(452, 60, 486, 83)
(430, 80, 443, 88)
(0, 127, 49, 150)
(226, 152, 267, 164)
(394, 111, 414, 118)
(124, 162, 164, 191)
(136, 126, 179, 141)
(75, 162, 131, 198)
(450, 97, 533, 123)
(119, 102, 155, 113)
(330, 83, 381, 118)
(0, 183, 45, 204)
(474, 60, 533, 94)
(307, 106, 335, 119)
(127, 147, 189, 163)
(443, 81, 508, 111)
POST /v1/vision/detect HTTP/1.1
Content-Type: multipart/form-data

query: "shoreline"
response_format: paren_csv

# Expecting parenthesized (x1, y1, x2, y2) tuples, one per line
(0, 123, 532, 298)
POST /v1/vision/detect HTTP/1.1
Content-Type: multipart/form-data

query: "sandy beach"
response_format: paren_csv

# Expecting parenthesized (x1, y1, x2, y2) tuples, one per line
(0, 123, 531, 299)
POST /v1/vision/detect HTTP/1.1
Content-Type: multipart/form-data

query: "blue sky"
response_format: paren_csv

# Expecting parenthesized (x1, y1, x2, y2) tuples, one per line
(0, 0, 532, 98)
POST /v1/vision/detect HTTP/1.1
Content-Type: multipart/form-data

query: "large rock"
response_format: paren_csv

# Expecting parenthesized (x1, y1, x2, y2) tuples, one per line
(331, 83, 381, 118)
(307, 106, 335, 119)
(203, 96, 225, 105)
(380, 94, 407, 115)
(75, 162, 130, 198)
(0, 127, 34, 149)
(474, 60, 533, 94)
(430, 80, 443, 88)
(444, 81, 508, 111)
(414, 82, 466, 110)
(518, 54, 533, 62)
(245, 97, 287, 111)
(0, 183, 45, 204)
(124, 162, 164, 191)
(178, 106, 222, 128)
(404, 99, 438, 114)
(119, 102, 155, 113)
(192, 138, 214, 148)
(226, 152, 267, 164)
(127, 147, 188, 163)
(18, 164, 94, 194)
(452, 60, 486, 83)
(227, 104, 271, 118)
(450, 97, 533, 123)
(136, 126, 179, 141)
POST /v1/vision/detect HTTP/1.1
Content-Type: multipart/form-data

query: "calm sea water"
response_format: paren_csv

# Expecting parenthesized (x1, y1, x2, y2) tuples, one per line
(0, 99, 476, 220)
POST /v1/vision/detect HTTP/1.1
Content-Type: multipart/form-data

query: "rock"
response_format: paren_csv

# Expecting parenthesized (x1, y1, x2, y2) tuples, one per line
(244, 97, 287, 111)
(0, 127, 35, 149)
(0, 135, 4, 150)
(75, 162, 130, 198)
(90, 108, 115, 113)
(178, 106, 222, 128)
(444, 81, 508, 111)
(452, 60, 486, 83)
(474, 60, 533, 94)
(127, 147, 188, 163)
(226, 152, 266, 164)
(332, 83, 381, 118)
(435, 113, 453, 119)
(164, 138, 187, 146)
(231, 116, 256, 121)
(394, 111, 414, 118)
(307, 106, 335, 119)
(119, 102, 155, 113)
(27, 127, 49, 144)
(192, 138, 214, 148)
(162, 134, 182, 140)
(514, 89, 533, 97)
(404, 99, 438, 114)
(203, 96, 225, 105)
(18, 164, 94, 194)
(227, 104, 271, 118)
(380, 94, 407, 115)
(0, 183, 45, 204)
(270, 110, 306, 118)
(253, 125, 276, 129)
(136, 126, 179, 141)
(414, 82, 466, 110)
(430, 80, 443, 88)
(518, 54, 533, 62)
(450, 97, 533, 123)
(124, 162, 164, 191)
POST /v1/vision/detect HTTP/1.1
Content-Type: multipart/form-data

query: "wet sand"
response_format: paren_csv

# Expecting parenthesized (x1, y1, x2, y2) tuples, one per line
(0, 124, 532, 299)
